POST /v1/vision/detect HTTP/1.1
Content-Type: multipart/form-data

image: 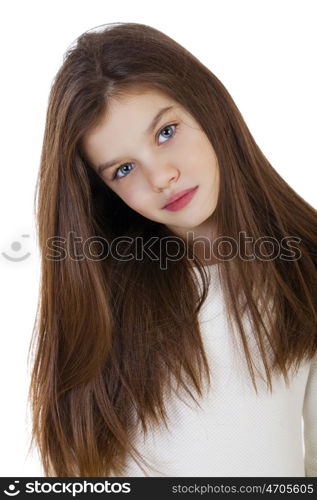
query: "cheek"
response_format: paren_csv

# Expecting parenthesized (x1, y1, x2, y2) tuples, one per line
(104, 177, 139, 206)
(206, 157, 218, 179)
(125, 192, 158, 219)
(197, 141, 219, 178)
(113, 175, 152, 213)
(182, 135, 211, 169)
(119, 189, 146, 212)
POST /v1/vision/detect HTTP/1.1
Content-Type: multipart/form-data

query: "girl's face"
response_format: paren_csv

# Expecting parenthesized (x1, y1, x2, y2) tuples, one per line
(83, 89, 219, 239)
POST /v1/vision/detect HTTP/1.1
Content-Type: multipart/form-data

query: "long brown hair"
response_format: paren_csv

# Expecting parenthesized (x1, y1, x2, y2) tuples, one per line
(28, 22, 317, 477)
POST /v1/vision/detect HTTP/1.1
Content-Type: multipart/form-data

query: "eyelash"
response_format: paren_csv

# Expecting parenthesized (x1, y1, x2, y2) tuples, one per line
(111, 123, 179, 181)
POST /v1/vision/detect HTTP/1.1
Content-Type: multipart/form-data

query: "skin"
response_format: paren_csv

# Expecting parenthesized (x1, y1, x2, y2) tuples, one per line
(82, 89, 220, 264)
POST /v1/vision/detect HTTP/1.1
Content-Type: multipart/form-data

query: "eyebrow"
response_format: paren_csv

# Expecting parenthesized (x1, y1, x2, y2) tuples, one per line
(96, 105, 175, 174)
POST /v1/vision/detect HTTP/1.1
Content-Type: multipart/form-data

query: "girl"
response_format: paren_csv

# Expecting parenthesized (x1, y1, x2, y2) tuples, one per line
(28, 22, 317, 477)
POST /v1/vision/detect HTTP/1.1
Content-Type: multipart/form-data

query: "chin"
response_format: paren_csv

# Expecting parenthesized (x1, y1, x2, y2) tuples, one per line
(184, 213, 211, 227)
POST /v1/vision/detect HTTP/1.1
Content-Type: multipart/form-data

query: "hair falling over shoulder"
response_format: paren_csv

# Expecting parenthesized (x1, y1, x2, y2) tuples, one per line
(28, 22, 317, 477)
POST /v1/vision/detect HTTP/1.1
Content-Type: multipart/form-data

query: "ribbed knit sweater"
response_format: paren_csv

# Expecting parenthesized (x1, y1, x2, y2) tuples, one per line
(122, 264, 317, 477)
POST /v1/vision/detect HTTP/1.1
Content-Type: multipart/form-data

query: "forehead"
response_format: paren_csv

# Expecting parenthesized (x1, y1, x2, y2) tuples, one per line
(110, 88, 177, 114)
(91, 89, 180, 134)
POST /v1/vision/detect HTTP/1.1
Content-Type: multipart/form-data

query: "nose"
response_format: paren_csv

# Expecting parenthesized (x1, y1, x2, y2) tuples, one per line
(146, 164, 180, 192)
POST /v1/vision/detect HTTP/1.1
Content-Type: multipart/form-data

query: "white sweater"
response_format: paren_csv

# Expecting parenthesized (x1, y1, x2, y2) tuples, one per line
(122, 264, 317, 477)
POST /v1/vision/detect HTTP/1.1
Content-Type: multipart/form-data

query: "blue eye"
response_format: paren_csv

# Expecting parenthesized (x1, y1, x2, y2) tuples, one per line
(112, 123, 178, 180)
(158, 123, 177, 144)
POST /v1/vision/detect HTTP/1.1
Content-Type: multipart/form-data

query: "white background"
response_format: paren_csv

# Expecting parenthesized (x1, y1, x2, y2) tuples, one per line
(0, 0, 316, 476)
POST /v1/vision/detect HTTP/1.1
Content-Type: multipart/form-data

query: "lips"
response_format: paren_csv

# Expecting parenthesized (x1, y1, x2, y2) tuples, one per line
(163, 186, 198, 209)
